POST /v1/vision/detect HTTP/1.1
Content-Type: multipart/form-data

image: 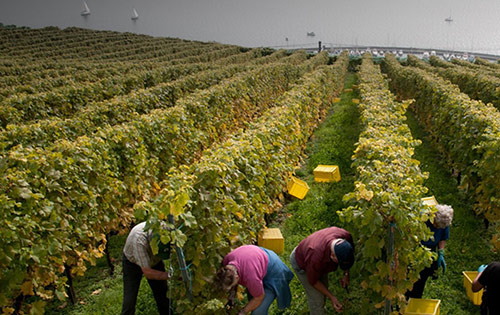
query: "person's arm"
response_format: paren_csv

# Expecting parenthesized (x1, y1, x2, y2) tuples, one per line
(238, 293, 265, 315)
(437, 240, 446, 273)
(141, 267, 169, 280)
(312, 280, 343, 312)
(472, 271, 484, 292)
(340, 270, 350, 288)
(438, 240, 446, 250)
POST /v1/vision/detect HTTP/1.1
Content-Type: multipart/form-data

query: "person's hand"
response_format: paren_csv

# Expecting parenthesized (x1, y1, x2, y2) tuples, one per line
(340, 272, 350, 288)
(331, 296, 343, 312)
(478, 264, 487, 273)
(437, 249, 446, 273)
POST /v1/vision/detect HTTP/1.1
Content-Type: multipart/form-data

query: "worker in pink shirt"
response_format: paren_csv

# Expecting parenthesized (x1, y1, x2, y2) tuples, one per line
(215, 245, 294, 315)
(290, 226, 355, 314)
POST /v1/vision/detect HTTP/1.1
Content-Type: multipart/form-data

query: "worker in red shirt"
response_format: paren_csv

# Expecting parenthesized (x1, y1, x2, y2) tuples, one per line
(290, 227, 354, 314)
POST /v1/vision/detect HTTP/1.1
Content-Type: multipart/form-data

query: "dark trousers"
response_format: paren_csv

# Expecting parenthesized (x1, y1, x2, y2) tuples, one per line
(481, 292, 500, 315)
(121, 254, 173, 315)
(405, 261, 438, 299)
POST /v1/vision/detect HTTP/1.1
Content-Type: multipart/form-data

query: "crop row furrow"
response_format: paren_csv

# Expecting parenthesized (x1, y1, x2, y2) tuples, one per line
(0, 43, 236, 77)
(0, 47, 253, 127)
(0, 50, 294, 151)
(0, 64, 251, 151)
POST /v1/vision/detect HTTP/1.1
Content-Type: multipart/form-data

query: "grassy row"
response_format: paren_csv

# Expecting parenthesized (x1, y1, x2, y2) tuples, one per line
(267, 71, 363, 314)
(46, 60, 498, 315)
(402, 110, 498, 314)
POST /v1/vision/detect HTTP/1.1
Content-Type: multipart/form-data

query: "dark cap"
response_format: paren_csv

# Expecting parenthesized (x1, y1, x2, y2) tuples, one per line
(334, 240, 354, 270)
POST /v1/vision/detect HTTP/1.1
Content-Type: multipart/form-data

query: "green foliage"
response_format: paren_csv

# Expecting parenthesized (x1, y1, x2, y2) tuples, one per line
(46, 67, 498, 315)
(410, 55, 500, 109)
(0, 47, 248, 127)
(3, 25, 499, 314)
(474, 56, 500, 69)
(383, 54, 500, 249)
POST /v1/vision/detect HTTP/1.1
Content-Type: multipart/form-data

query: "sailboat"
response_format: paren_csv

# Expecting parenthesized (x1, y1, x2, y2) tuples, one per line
(81, 0, 91, 16)
(131, 8, 139, 20)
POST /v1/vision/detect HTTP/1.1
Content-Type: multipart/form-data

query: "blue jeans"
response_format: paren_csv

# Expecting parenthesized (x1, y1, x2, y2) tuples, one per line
(252, 287, 276, 315)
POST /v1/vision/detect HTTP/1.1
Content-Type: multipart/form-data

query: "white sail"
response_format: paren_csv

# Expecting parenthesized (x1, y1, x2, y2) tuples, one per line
(81, 0, 91, 16)
(131, 8, 139, 20)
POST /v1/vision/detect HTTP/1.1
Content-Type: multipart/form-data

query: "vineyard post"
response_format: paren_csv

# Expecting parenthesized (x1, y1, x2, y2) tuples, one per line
(13, 293, 25, 314)
(384, 222, 396, 315)
(64, 265, 77, 304)
(167, 214, 193, 301)
(105, 233, 114, 276)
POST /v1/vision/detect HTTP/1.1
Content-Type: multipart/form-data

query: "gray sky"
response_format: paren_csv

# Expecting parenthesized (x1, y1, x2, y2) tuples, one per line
(1, 0, 500, 54)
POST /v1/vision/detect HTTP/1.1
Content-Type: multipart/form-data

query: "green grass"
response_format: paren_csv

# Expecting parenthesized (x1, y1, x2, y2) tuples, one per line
(46, 235, 161, 315)
(267, 72, 364, 314)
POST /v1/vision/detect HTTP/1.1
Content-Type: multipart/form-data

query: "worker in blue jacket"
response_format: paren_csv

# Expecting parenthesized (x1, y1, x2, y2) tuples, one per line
(406, 204, 454, 299)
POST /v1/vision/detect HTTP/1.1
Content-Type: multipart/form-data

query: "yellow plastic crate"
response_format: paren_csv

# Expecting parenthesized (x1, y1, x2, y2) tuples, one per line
(421, 196, 438, 207)
(405, 298, 440, 315)
(287, 176, 309, 199)
(352, 98, 360, 104)
(463, 271, 483, 305)
(313, 165, 341, 183)
(333, 97, 341, 103)
(258, 228, 284, 254)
